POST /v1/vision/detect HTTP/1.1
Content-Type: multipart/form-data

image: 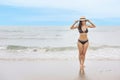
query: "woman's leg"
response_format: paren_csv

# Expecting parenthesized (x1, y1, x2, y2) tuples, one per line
(77, 42, 84, 67)
(82, 42, 89, 66)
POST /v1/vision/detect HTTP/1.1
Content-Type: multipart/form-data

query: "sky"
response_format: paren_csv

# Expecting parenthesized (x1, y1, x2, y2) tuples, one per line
(0, 0, 120, 26)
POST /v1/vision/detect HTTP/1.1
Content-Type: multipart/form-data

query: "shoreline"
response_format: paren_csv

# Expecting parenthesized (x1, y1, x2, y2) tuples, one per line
(0, 57, 120, 62)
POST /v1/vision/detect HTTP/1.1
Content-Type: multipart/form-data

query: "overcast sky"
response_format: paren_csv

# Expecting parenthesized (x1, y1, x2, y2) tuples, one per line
(0, 0, 120, 26)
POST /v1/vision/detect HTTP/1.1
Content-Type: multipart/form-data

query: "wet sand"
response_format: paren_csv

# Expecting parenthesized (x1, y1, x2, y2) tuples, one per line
(0, 59, 120, 80)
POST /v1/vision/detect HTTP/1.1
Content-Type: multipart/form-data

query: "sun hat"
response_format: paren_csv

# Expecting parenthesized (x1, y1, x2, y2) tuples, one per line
(79, 16, 87, 21)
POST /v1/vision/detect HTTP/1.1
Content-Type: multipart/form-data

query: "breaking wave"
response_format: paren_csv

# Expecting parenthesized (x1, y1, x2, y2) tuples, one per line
(0, 44, 120, 52)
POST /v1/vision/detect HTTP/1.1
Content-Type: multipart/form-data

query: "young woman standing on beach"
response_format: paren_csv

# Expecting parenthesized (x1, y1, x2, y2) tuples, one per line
(70, 16, 96, 69)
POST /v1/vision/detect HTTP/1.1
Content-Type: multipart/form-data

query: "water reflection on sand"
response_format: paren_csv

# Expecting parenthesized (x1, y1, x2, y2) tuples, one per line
(77, 68, 88, 80)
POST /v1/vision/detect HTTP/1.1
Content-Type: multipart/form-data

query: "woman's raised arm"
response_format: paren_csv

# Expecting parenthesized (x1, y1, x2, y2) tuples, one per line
(87, 20, 96, 28)
(70, 20, 79, 29)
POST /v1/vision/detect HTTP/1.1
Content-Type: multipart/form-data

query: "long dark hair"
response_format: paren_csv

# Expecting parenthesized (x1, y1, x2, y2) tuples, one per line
(78, 21, 82, 30)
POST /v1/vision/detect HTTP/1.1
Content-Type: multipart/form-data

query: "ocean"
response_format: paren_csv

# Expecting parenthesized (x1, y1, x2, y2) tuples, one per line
(0, 26, 120, 61)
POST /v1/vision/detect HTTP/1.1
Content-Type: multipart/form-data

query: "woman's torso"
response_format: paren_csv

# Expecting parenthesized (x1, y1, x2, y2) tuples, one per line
(78, 26, 88, 40)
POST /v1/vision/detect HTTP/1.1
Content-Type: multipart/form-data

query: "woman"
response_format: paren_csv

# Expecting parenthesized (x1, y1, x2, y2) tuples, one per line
(70, 16, 96, 69)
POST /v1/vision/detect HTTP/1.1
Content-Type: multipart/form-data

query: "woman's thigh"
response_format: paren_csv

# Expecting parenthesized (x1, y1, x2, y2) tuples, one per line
(83, 42, 89, 55)
(77, 42, 84, 55)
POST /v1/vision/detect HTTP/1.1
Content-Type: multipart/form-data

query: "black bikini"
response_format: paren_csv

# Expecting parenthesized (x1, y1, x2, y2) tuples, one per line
(78, 27, 88, 45)
(78, 27, 88, 33)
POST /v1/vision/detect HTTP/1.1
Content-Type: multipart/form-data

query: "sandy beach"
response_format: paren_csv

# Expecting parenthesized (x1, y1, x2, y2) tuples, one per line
(0, 59, 120, 80)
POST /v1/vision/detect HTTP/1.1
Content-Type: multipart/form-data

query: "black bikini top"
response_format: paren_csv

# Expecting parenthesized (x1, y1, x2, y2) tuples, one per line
(78, 27, 88, 33)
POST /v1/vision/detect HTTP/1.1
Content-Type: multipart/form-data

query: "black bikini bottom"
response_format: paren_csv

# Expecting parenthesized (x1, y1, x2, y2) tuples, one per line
(78, 39, 88, 45)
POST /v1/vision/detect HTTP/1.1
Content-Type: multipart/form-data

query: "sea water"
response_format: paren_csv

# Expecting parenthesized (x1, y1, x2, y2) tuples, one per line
(0, 26, 120, 60)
